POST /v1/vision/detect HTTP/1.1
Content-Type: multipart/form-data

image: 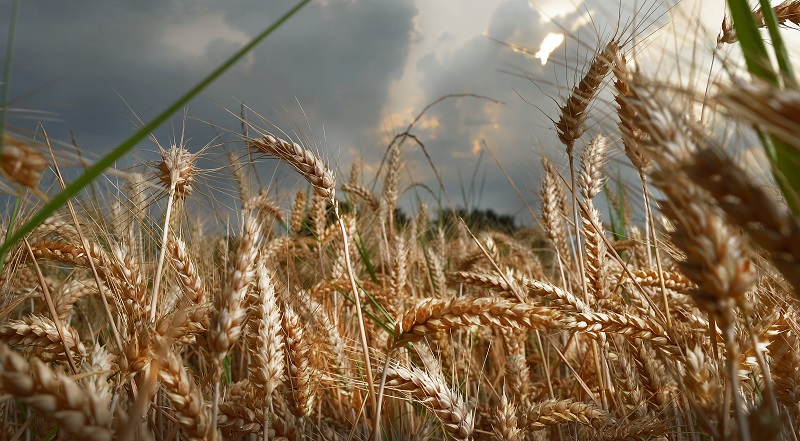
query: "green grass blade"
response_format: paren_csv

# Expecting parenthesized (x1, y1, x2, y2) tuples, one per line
(727, 0, 800, 216)
(758, 0, 797, 88)
(0, 0, 311, 259)
(726, 0, 778, 85)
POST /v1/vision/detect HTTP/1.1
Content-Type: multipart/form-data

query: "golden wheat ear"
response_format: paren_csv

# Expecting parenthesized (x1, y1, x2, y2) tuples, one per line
(1, 135, 48, 189)
(383, 363, 474, 441)
(248, 134, 336, 201)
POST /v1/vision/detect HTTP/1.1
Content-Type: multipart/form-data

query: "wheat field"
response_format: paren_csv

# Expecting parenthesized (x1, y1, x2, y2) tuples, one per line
(1, 1, 800, 440)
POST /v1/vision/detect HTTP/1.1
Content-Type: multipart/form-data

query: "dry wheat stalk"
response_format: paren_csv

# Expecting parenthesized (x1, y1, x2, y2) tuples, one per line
(383, 142, 401, 235)
(0, 343, 113, 441)
(81, 343, 114, 409)
(54, 278, 104, 320)
(383, 363, 474, 441)
(248, 134, 335, 201)
(391, 296, 563, 347)
(245, 189, 285, 224)
(613, 52, 650, 172)
(390, 236, 408, 300)
(502, 329, 532, 407)
(715, 78, 800, 148)
(228, 151, 251, 203)
(631, 339, 670, 413)
(582, 205, 608, 305)
(311, 192, 327, 240)
(155, 304, 210, 344)
(218, 400, 297, 440)
(520, 277, 589, 312)
(109, 243, 149, 319)
(683, 344, 721, 410)
(656, 174, 756, 318)
(217, 402, 262, 435)
(32, 216, 80, 241)
(449, 270, 520, 297)
(600, 416, 669, 441)
(767, 318, 800, 406)
(209, 212, 261, 441)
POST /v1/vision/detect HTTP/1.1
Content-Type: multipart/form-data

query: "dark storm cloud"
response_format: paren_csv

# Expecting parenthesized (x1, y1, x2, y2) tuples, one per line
(4, 0, 417, 163)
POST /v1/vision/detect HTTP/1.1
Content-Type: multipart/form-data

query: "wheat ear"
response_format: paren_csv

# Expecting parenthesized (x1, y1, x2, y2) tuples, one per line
(209, 213, 261, 434)
(391, 297, 563, 347)
(383, 363, 474, 441)
(248, 134, 335, 201)
(0, 343, 113, 441)
(155, 341, 210, 441)
(1, 135, 48, 188)
(150, 143, 198, 323)
(246, 262, 285, 406)
(522, 398, 610, 431)
(0, 314, 87, 362)
(283, 305, 315, 418)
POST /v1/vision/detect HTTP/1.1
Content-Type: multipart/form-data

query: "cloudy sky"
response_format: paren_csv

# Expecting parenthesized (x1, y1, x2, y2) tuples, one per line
(3, 0, 728, 224)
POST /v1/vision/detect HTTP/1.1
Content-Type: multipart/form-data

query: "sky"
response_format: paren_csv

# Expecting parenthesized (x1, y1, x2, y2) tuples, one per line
(2, 0, 731, 225)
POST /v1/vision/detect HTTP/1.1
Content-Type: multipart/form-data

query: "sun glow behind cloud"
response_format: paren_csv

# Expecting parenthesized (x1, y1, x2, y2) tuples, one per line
(534, 32, 565, 65)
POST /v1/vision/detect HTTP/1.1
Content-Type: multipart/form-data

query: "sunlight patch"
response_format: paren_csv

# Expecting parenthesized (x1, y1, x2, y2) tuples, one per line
(533, 0, 582, 23)
(535, 33, 565, 65)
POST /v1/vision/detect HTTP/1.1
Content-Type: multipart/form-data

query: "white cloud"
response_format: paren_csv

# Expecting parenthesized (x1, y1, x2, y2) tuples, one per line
(534, 32, 565, 64)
